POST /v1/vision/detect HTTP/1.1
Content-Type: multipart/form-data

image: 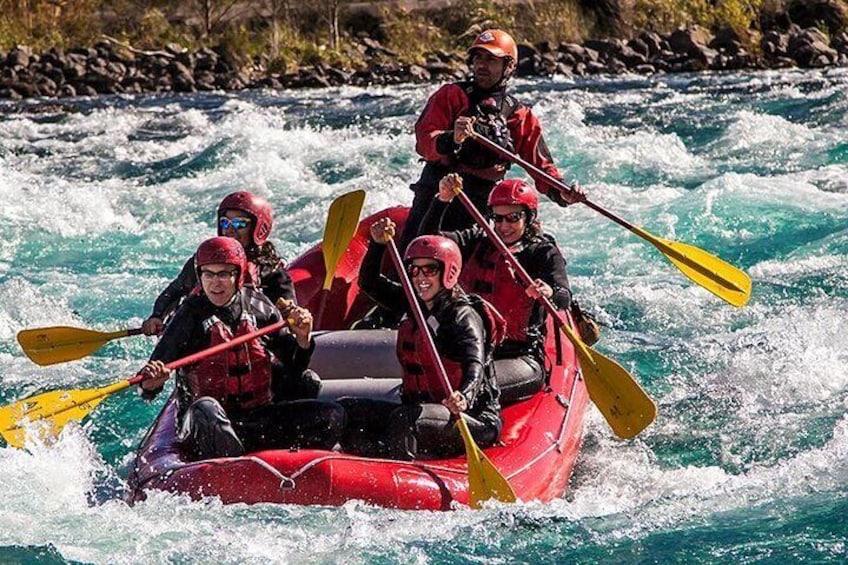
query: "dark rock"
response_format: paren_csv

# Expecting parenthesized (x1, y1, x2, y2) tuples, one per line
(1, 88, 23, 100)
(638, 31, 666, 57)
(558, 42, 587, 62)
(75, 83, 98, 96)
(165, 43, 188, 56)
(536, 40, 553, 54)
(64, 61, 87, 81)
(633, 63, 656, 74)
(710, 26, 745, 56)
(583, 38, 625, 61)
(35, 76, 58, 97)
(327, 66, 353, 84)
(788, 27, 839, 66)
(627, 37, 651, 58)
(300, 71, 332, 88)
(408, 64, 431, 81)
(194, 70, 217, 90)
(618, 45, 648, 67)
(832, 30, 848, 53)
(8, 81, 38, 98)
(761, 30, 790, 57)
(58, 84, 76, 97)
(668, 26, 714, 57)
(787, 0, 847, 35)
(7, 46, 32, 69)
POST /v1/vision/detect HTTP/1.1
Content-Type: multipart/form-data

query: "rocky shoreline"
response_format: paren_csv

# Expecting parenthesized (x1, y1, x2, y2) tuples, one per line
(1, 23, 846, 102)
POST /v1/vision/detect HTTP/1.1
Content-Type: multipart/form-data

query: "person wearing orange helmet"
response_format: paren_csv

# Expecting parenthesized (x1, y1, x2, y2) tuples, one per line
(418, 173, 575, 403)
(399, 28, 586, 252)
(136, 237, 346, 460)
(141, 191, 295, 337)
(345, 219, 505, 460)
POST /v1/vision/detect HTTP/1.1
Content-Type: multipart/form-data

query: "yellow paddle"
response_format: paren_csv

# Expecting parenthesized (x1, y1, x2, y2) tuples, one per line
(0, 317, 290, 449)
(469, 132, 752, 307)
(453, 187, 656, 439)
(17, 326, 144, 366)
(385, 237, 517, 507)
(314, 189, 366, 327)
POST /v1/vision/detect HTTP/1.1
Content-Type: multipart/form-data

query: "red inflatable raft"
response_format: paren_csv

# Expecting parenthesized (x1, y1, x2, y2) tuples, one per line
(126, 207, 588, 510)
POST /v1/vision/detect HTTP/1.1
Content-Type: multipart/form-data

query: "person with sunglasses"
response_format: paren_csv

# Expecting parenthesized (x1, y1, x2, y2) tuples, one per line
(142, 191, 319, 400)
(135, 237, 346, 460)
(417, 173, 574, 404)
(347, 222, 505, 460)
(141, 191, 295, 338)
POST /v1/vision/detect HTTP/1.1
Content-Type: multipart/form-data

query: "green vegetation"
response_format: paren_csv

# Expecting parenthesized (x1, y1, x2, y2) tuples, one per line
(0, 0, 840, 69)
(631, 0, 766, 38)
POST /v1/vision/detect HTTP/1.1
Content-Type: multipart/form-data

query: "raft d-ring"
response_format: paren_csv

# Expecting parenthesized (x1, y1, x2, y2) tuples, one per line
(247, 456, 296, 490)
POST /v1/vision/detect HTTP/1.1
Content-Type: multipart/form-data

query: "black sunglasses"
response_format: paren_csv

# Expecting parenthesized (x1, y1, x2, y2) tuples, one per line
(407, 263, 441, 277)
(490, 211, 524, 224)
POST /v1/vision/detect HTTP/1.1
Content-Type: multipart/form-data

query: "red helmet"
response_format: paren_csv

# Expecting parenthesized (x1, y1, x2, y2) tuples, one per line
(404, 236, 462, 290)
(218, 191, 273, 246)
(488, 179, 539, 210)
(468, 29, 518, 62)
(195, 236, 247, 289)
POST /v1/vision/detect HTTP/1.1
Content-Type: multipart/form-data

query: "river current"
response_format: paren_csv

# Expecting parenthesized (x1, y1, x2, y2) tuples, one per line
(0, 68, 846, 563)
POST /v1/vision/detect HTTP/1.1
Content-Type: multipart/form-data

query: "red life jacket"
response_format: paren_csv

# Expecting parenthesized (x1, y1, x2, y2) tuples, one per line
(183, 312, 272, 411)
(459, 242, 534, 343)
(455, 84, 520, 181)
(397, 317, 463, 402)
(395, 295, 505, 402)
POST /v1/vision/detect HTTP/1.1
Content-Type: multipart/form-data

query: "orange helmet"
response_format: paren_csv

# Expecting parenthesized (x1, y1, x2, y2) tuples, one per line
(467, 29, 518, 62)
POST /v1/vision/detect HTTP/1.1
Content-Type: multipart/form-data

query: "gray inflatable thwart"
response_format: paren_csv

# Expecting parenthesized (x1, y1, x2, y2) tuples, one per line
(310, 329, 402, 380)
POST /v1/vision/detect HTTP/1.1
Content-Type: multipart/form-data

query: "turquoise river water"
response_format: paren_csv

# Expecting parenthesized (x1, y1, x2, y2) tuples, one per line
(0, 68, 846, 563)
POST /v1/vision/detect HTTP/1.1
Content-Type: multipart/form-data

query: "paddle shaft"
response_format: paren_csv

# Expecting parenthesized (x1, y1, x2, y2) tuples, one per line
(127, 317, 289, 386)
(470, 132, 747, 294)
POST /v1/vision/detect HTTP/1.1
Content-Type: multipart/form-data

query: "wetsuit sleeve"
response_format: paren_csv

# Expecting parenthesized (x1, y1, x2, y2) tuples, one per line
(415, 84, 469, 162)
(508, 107, 572, 206)
(419, 198, 484, 264)
(358, 240, 406, 312)
(528, 240, 572, 310)
(268, 333, 315, 376)
(448, 304, 488, 407)
(141, 304, 206, 399)
(150, 257, 197, 319)
(260, 263, 297, 305)
(418, 197, 450, 237)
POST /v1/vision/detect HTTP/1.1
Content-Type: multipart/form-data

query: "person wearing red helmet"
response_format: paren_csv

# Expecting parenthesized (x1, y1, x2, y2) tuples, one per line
(399, 28, 586, 252)
(142, 191, 295, 337)
(348, 220, 505, 460)
(418, 173, 575, 403)
(135, 237, 345, 460)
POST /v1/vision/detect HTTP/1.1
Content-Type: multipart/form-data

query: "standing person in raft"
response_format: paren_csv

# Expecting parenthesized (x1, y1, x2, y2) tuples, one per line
(398, 28, 586, 251)
(136, 237, 345, 460)
(142, 191, 296, 336)
(349, 220, 505, 460)
(420, 173, 575, 403)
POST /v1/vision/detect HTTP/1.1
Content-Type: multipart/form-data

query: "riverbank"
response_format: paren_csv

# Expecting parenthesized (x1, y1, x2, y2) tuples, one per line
(1, 22, 846, 102)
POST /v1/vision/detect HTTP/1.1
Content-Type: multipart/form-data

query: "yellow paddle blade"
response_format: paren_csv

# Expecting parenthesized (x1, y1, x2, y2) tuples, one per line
(457, 416, 517, 508)
(633, 227, 752, 308)
(561, 322, 656, 439)
(321, 190, 366, 290)
(0, 380, 130, 448)
(18, 326, 135, 366)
